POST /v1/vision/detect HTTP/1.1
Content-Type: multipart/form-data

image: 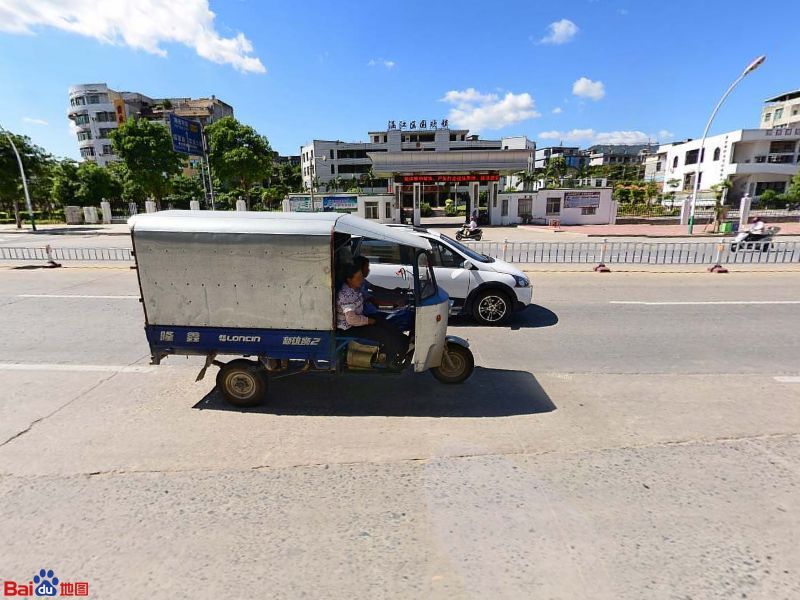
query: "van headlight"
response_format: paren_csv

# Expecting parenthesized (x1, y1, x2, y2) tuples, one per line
(513, 275, 530, 287)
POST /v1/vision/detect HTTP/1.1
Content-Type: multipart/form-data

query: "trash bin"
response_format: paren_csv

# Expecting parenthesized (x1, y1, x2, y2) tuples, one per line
(719, 222, 733, 233)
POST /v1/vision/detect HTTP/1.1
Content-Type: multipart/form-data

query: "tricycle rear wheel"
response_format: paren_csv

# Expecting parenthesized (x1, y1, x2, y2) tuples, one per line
(431, 342, 474, 384)
(216, 359, 268, 407)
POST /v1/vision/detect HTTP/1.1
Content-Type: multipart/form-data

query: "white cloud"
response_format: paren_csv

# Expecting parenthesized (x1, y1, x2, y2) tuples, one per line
(572, 77, 605, 100)
(551, 107, 563, 115)
(538, 129, 672, 145)
(367, 58, 395, 69)
(0, 0, 266, 74)
(440, 88, 541, 131)
(539, 19, 579, 45)
(22, 117, 48, 126)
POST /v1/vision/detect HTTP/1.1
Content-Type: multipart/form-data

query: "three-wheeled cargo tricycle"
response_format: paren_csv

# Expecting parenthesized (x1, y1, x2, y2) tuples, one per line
(129, 210, 475, 407)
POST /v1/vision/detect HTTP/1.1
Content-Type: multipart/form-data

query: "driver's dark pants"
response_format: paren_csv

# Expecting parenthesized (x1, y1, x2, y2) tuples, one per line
(338, 321, 409, 365)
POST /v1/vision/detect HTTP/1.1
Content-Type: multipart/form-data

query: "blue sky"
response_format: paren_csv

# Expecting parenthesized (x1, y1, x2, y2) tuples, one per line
(1, 0, 798, 159)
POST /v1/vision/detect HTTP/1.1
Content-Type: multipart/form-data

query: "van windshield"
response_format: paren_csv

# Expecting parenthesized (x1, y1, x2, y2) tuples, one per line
(440, 234, 493, 263)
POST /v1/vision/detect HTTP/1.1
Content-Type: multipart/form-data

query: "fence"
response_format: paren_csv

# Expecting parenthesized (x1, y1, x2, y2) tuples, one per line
(1, 241, 798, 266)
(464, 239, 800, 265)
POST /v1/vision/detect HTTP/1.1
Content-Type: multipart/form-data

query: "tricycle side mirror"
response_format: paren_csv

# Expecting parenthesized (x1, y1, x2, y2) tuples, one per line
(462, 259, 474, 270)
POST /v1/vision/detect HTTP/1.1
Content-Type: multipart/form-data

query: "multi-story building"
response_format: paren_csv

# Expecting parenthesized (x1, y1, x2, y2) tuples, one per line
(760, 90, 800, 130)
(587, 144, 657, 167)
(67, 83, 233, 167)
(652, 128, 799, 202)
(534, 146, 587, 170)
(300, 128, 531, 195)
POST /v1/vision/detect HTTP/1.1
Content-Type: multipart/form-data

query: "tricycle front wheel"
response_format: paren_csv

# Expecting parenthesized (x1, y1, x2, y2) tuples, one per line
(431, 342, 474, 384)
(216, 359, 268, 407)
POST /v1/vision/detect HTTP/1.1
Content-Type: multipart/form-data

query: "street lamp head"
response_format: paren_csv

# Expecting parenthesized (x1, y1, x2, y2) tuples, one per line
(743, 55, 766, 76)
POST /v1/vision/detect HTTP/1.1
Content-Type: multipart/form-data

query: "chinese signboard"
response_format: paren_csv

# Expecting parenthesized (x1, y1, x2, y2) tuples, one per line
(387, 119, 449, 130)
(169, 113, 204, 155)
(563, 191, 601, 208)
(322, 196, 358, 211)
(111, 94, 126, 125)
(395, 174, 500, 184)
(289, 195, 313, 212)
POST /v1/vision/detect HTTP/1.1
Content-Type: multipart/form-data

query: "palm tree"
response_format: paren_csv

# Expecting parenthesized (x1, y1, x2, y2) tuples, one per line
(709, 179, 733, 233)
(515, 170, 536, 191)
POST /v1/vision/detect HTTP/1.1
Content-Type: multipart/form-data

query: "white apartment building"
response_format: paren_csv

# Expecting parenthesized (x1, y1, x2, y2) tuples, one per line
(760, 90, 800, 130)
(68, 83, 233, 167)
(651, 128, 800, 201)
(300, 127, 532, 197)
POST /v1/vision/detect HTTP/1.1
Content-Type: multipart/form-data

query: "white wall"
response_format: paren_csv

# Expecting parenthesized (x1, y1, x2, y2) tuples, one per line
(492, 188, 615, 225)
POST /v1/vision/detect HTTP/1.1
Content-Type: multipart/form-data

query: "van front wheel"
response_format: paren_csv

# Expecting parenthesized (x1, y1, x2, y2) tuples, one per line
(432, 343, 474, 384)
(216, 359, 268, 408)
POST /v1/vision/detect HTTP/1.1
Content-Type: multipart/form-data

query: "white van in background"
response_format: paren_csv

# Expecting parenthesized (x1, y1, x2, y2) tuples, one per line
(356, 226, 532, 325)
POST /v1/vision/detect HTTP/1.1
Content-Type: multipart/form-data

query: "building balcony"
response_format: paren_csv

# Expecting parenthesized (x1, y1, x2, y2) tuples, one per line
(728, 162, 798, 176)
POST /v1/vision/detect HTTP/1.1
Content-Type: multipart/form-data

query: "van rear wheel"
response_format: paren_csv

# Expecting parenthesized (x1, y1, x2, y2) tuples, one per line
(216, 359, 268, 408)
(432, 343, 474, 384)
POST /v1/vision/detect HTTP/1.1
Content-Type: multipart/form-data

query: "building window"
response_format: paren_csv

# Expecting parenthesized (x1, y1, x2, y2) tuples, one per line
(755, 181, 787, 196)
(77, 131, 92, 141)
(713, 147, 721, 161)
(792, 105, 799, 116)
(373, 136, 379, 143)
(330, 164, 335, 175)
(546, 197, 561, 215)
(581, 206, 597, 215)
(97, 128, 115, 139)
(764, 112, 771, 121)
(385, 203, 392, 218)
(596, 178, 604, 186)
(329, 149, 334, 159)
(656, 161, 662, 172)
(364, 202, 379, 219)
(672, 156, 679, 169)
(102, 144, 113, 155)
(80, 147, 95, 158)
(72, 114, 90, 125)
(501, 199, 509, 217)
(685, 148, 704, 164)
(774, 108, 784, 120)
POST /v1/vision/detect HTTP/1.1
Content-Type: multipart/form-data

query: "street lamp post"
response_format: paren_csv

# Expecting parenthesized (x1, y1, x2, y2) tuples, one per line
(1, 126, 37, 231)
(687, 55, 766, 234)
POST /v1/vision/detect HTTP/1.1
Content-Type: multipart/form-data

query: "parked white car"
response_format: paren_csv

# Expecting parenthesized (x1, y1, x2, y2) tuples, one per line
(356, 226, 532, 325)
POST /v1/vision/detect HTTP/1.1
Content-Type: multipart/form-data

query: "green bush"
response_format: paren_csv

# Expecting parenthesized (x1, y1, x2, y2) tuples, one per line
(456, 206, 467, 216)
(420, 202, 433, 217)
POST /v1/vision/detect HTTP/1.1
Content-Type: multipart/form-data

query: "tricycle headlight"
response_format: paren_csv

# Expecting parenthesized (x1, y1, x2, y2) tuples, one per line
(513, 275, 530, 288)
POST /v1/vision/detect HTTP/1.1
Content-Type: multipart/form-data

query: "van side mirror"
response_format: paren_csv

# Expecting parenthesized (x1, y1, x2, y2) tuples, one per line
(462, 260, 474, 270)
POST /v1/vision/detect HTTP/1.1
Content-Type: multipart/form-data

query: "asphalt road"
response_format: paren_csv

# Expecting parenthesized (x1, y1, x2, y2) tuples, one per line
(0, 267, 799, 599)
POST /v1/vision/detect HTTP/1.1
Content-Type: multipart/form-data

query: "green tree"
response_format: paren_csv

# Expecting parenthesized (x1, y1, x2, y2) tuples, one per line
(0, 131, 52, 226)
(205, 116, 272, 207)
(51, 160, 80, 208)
(709, 179, 733, 233)
(107, 161, 147, 206)
(163, 173, 204, 209)
(75, 161, 122, 206)
(110, 118, 182, 207)
(784, 171, 800, 202)
(544, 156, 567, 188)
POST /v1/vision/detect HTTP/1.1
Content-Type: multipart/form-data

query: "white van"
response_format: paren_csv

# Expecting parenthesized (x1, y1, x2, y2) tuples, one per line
(356, 226, 532, 325)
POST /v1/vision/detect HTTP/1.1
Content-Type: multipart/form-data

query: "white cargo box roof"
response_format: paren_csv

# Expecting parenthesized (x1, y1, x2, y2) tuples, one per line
(129, 210, 430, 250)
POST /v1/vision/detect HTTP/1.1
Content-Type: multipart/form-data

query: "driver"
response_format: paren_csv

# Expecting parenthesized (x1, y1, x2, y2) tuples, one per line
(353, 256, 412, 332)
(336, 263, 409, 367)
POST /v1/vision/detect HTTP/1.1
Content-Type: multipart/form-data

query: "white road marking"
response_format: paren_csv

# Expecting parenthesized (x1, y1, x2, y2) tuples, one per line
(0, 363, 156, 373)
(610, 300, 800, 306)
(774, 376, 800, 383)
(18, 294, 139, 299)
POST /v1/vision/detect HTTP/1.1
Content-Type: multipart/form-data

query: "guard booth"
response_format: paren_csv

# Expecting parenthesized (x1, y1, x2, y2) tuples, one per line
(368, 150, 532, 226)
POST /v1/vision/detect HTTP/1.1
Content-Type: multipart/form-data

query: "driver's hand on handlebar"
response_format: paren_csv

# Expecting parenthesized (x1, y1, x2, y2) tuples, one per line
(368, 317, 376, 325)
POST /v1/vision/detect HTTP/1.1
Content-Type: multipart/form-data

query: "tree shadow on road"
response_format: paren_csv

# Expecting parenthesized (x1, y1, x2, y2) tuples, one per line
(448, 304, 559, 331)
(193, 366, 555, 417)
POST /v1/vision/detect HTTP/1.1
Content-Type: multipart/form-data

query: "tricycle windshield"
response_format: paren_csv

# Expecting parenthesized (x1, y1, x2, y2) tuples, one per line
(416, 251, 437, 301)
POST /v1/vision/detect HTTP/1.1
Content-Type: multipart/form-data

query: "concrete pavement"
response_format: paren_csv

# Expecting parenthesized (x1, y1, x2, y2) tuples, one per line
(0, 268, 799, 599)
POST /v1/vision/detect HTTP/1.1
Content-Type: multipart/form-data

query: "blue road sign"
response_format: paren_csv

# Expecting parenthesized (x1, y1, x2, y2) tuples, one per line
(169, 113, 204, 155)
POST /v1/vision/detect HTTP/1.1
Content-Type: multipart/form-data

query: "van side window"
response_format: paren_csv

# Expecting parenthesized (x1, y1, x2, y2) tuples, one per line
(359, 239, 411, 264)
(429, 241, 462, 268)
